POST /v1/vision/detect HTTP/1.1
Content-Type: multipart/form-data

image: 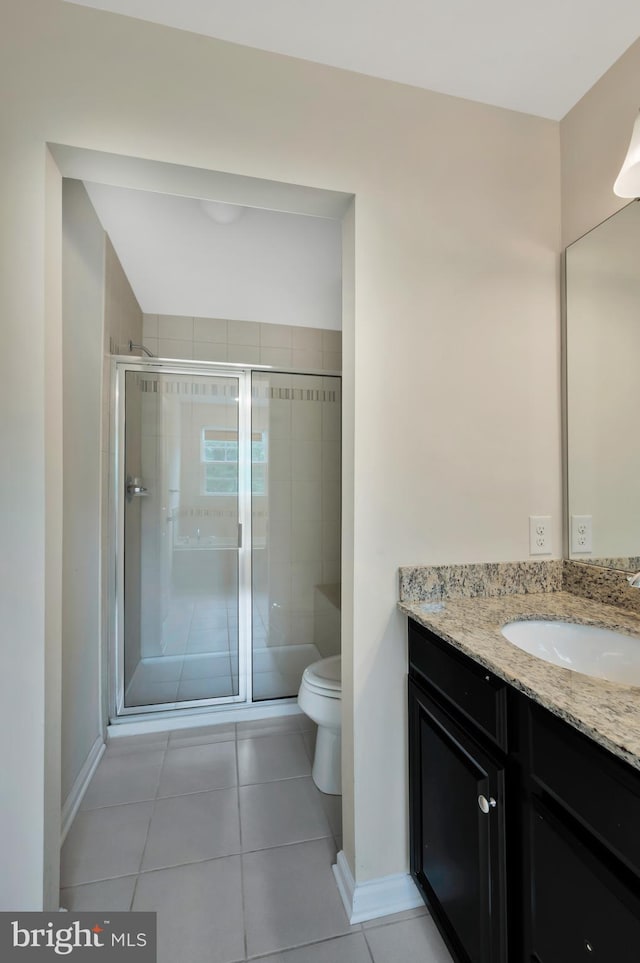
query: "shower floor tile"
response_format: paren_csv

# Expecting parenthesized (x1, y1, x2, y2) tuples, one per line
(124, 637, 320, 708)
(180, 652, 233, 679)
(177, 675, 237, 701)
(185, 627, 231, 653)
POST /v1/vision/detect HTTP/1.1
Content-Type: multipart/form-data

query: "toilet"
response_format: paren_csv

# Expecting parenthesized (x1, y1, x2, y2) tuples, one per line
(297, 655, 341, 795)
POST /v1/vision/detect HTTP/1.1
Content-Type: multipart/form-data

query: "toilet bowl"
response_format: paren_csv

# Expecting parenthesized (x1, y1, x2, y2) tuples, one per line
(298, 655, 341, 795)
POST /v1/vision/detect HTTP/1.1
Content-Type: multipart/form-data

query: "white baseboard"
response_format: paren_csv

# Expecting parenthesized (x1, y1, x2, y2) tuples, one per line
(60, 737, 105, 843)
(333, 850, 424, 924)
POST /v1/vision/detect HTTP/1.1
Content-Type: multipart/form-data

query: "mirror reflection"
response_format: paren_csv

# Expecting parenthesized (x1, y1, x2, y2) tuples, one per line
(566, 199, 640, 571)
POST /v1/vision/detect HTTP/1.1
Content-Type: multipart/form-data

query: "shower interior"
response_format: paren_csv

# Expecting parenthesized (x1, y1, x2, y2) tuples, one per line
(113, 360, 341, 718)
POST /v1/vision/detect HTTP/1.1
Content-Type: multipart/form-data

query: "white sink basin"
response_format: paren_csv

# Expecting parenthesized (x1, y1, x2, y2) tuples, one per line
(501, 620, 640, 686)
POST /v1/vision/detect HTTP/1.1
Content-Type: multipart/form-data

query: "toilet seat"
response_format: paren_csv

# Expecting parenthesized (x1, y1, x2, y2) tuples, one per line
(301, 656, 341, 698)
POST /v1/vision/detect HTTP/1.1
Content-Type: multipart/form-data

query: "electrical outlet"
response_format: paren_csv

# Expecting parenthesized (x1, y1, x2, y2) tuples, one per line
(529, 515, 552, 555)
(571, 515, 593, 554)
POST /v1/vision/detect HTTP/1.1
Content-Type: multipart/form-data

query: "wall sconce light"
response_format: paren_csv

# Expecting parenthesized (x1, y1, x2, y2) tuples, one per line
(614, 109, 640, 197)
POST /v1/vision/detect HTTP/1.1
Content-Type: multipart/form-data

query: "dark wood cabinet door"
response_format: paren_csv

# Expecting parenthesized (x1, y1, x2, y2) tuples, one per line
(409, 679, 507, 963)
(526, 796, 640, 963)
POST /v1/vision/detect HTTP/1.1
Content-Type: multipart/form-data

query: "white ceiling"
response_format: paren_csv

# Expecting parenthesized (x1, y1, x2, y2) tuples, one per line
(65, 0, 640, 120)
(85, 182, 343, 328)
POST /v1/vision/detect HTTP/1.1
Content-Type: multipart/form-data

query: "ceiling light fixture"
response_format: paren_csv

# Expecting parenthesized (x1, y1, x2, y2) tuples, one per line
(614, 109, 640, 197)
(199, 199, 246, 224)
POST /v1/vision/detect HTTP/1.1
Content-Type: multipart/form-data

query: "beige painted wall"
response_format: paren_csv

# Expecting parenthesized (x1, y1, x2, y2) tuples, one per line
(60, 182, 143, 818)
(561, 37, 640, 246)
(0, 0, 561, 907)
(61, 180, 105, 806)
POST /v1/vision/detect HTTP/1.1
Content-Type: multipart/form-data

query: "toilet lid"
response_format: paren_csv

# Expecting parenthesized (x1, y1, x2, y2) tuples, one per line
(303, 655, 341, 693)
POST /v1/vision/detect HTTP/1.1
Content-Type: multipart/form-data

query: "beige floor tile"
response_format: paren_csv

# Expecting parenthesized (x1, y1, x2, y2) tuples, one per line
(133, 857, 245, 963)
(81, 750, 164, 810)
(256, 932, 372, 963)
(141, 789, 240, 871)
(239, 776, 331, 852)
(60, 875, 137, 912)
(157, 742, 237, 797)
(238, 732, 310, 785)
(243, 838, 355, 958)
(61, 802, 153, 887)
(364, 914, 454, 963)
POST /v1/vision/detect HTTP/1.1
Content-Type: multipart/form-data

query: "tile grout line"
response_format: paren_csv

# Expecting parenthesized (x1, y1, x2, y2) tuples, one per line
(128, 742, 167, 910)
(244, 927, 365, 962)
(236, 729, 249, 962)
(361, 926, 377, 963)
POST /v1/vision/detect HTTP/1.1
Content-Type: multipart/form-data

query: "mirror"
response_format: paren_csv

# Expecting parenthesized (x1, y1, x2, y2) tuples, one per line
(565, 199, 640, 571)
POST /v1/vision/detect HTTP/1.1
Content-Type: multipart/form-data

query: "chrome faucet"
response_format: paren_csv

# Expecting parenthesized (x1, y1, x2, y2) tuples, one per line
(627, 572, 640, 587)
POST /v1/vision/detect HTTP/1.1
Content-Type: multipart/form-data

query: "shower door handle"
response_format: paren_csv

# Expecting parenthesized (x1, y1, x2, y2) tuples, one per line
(237, 523, 243, 549)
(126, 479, 149, 497)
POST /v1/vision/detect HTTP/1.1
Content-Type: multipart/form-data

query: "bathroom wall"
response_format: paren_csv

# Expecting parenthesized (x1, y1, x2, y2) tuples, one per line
(561, 37, 640, 246)
(251, 372, 341, 698)
(105, 237, 143, 354)
(142, 314, 342, 371)
(103, 241, 143, 713)
(61, 182, 143, 814)
(1, 0, 560, 907)
(61, 180, 105, 810)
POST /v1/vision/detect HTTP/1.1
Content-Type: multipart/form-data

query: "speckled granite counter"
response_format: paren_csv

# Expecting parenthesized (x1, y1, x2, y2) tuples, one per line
(399, 570, 640, 772)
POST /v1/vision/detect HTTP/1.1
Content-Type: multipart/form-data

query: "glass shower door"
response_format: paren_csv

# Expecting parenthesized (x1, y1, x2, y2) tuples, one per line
(251, 371, 341, 700)
(119, 366, 247, 712)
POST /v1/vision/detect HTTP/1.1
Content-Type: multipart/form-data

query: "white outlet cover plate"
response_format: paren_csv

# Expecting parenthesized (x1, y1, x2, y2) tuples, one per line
(529, 515, 552, 556)
(571, 514, 593, 554)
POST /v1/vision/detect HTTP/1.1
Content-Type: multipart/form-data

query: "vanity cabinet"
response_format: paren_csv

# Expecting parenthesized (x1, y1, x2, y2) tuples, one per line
(408, 621, 509, 963)
(407, 617, 640, 963)
(521, 700, 640, 962)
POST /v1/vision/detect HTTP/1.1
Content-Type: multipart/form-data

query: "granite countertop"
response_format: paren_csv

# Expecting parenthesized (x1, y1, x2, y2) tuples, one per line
(400, 589, 640, 771)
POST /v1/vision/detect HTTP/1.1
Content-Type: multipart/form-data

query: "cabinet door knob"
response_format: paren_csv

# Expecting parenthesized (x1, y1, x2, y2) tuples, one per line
(478, 794, 497, 814)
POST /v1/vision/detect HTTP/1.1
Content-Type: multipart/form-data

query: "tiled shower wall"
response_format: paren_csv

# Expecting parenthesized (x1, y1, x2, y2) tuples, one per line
(142, 314, 342, 372)
(252, 372, 341, 696)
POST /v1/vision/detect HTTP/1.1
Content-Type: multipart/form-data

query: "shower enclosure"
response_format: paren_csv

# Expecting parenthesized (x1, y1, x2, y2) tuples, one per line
(112, 360, 341, 719)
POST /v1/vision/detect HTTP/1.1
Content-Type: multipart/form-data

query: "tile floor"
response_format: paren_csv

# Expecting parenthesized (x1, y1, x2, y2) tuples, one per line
(61, 714, 453, 963)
